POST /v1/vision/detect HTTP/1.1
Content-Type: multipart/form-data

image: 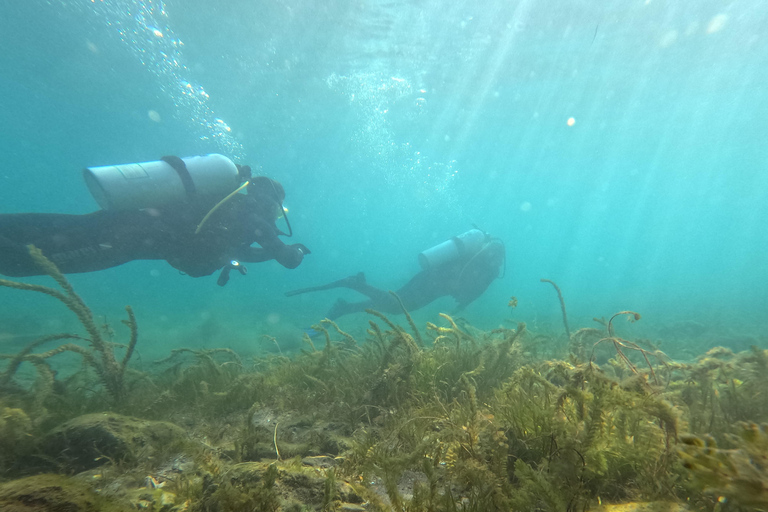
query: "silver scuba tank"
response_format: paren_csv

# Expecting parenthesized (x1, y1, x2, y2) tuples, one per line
(418, 229, 487, 270)
(83, 154, 239, 210)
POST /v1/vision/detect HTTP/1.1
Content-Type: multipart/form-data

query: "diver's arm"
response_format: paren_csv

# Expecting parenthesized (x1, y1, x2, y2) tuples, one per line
(271, 242, 310, 268)
(238, 240, 309, 268)
(244, 218, 310, 268)
(236, 246, 273, 263)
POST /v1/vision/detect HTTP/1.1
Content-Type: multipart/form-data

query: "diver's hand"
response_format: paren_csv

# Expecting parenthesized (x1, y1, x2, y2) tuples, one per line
(280, 243, 310, 269)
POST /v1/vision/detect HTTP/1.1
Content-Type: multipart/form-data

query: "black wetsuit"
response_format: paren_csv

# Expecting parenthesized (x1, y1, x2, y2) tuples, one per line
(0, 192, 307, 278)
(286, 239, 505, 320)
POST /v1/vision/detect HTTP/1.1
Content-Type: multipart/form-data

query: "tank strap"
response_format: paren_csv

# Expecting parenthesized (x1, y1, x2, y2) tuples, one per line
(161, 155, 196, 199)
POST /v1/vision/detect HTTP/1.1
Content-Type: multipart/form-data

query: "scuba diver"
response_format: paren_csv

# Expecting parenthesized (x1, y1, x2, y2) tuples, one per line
(0, 154, 309, 285)
(285, 229, 505, 320)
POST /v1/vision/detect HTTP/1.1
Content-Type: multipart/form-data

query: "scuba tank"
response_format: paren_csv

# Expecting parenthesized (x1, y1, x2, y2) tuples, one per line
(418, 229, 487, 270)
(83, 154, 240, 210)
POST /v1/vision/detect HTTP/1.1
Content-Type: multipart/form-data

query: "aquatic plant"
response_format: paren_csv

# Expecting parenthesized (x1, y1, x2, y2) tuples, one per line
(135, 347, 247, 422)
(568, 327, 603, 363)
(390, 290, 424, 346)
(3, 271, 767, 512)
(678, 422, 768, 508)
(668, 345, 768, 442)
(333, 306, 697, 511)
(0, 246, 138, 405)
(192, 462, 282, 512)
(588, 311, 672, 387)
(540, 278, 571, 339)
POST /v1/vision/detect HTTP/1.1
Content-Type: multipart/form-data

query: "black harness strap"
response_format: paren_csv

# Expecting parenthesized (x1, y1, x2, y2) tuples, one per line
(161, 155, 196, 199)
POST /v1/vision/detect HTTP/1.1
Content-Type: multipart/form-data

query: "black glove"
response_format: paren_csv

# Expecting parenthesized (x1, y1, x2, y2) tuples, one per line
(281, 244, 310, 269)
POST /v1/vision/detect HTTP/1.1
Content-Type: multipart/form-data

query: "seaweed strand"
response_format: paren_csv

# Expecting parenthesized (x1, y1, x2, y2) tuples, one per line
(389, 290, 424, 346)
(0, 333, 80, 386)
(541, 278, 571, 339)
(0, 245, 139, 403)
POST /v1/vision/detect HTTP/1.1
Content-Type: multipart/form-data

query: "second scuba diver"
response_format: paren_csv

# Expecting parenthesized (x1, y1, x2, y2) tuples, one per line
(285, 229, 505, 320)
(0, 154, 309, 285)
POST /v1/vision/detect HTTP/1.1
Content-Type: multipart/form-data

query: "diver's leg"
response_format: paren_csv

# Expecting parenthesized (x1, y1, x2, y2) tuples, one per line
(0, 211, 155, 275)
(0, 235, 43, 277)
(285, 272, 369, 297)
(289, 272, 401, 319)
(34, 212, 133, 273)
(310, 272, 401, 313)
(0, 213, 74, 276)
(342, 280, 401, 313)
(389, 270, 445, 313)
(325, 298, 375, 321)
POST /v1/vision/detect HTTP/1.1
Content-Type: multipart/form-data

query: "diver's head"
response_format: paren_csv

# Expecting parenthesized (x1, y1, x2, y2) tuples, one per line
(247, 177, 293, 236)
(248, 176, 285, 204)
(478, 239, 506, 271)
(490, 240, 506, 264)
(456, 237, 507, 283)
(247, 176, 286, 220)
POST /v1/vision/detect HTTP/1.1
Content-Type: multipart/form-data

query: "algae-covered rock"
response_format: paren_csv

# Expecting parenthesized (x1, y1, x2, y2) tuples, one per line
(196, 461, 365, 511)
(238, 410, 351, 462)
(0, 407, 34, 471)
(590, 502, 689, 512)
(125, 486, 187, 512)
(40, 412, 187, 472)
(0, 473, 131, 512)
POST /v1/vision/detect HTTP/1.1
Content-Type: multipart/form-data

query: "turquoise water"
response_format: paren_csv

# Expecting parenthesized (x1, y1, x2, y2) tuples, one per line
(1, 0, 766, 358)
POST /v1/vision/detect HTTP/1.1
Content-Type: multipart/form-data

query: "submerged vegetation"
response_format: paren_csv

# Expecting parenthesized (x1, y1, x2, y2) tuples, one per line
(1, 251, 768, 511)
